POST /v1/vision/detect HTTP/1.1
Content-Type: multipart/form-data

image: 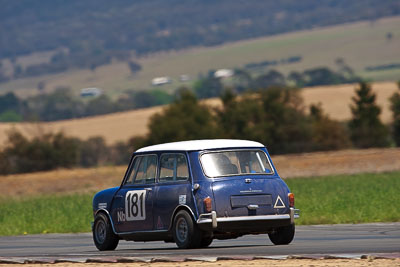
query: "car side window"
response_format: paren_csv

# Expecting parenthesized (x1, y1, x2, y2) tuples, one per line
(125, 155, 157, 185)
(159, 153, 189, 182)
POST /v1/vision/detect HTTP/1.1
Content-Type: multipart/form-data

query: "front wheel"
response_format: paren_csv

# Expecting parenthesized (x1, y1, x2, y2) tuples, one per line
(173, 210, 201, 249)
(93, 213, 119, 251)
(268, 224, 295, 245)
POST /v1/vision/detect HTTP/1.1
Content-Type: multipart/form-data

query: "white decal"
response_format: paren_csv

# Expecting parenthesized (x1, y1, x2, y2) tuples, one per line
(274, 195, 286, 208)
(179, 195, 186, 205)
(125, 190, 147, 221)
(117, 211, 126, 222)
(98, 202, 107, 209)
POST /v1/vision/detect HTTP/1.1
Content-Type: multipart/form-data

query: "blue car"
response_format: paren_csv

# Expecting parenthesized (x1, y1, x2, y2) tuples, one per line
(92, 139, 299, 250)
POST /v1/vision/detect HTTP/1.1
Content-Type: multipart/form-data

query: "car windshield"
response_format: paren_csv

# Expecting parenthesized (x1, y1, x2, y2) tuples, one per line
(200, 150, 273, 177)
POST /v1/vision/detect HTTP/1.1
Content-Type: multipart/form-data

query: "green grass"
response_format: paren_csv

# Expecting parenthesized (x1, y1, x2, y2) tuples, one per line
(0, 194, 93, 236)
(286, 172, 400, 225)
(0, 172, 399, 236)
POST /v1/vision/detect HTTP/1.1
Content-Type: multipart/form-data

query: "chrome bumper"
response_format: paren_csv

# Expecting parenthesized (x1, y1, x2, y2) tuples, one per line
(197, 208, 300, 228)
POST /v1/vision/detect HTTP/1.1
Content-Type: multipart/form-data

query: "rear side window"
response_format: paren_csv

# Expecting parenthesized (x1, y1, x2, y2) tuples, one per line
(159, 153, 189, 182)
(200, 150, 273, 177)
(125, 155, 157, 185)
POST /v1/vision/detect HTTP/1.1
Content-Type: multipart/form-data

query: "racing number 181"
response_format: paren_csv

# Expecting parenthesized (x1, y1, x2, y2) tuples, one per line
(125, 190, 146, 221)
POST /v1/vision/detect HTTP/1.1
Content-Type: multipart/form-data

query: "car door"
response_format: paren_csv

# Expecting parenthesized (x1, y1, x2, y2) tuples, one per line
(111, 154, 157, 233)
(153, 153, 192, 231)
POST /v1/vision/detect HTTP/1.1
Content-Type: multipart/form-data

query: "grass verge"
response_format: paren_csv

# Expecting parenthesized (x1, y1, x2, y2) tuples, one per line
(286, 172, 400, 225)
(0, 194, 93, 236)
(0, 172, 399, 236)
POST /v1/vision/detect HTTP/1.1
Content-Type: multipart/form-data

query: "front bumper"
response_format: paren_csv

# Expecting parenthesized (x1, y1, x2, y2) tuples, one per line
(197, 208, 300, 229)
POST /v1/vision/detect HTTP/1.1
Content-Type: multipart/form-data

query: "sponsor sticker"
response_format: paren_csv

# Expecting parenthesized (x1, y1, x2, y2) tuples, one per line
(179, 195, 186, 205)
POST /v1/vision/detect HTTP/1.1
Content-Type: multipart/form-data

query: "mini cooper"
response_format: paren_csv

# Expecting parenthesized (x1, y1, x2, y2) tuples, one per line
(92, 139, 299, 250)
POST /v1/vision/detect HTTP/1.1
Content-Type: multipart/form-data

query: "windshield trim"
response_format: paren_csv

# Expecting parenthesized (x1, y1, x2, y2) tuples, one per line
(199, 149, 275, 178)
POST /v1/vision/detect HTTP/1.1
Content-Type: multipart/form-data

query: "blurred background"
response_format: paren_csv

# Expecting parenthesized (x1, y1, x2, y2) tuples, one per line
(0, 0, 400, 235)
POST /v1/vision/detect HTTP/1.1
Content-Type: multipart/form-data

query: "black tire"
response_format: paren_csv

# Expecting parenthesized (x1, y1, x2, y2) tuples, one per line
(268, 224, 295, 245)
(173, 210, 202, 249)
(200, 236, 213, 248)
(93, 213, 119, 251)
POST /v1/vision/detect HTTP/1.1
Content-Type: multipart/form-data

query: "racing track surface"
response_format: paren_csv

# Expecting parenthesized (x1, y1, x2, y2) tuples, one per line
(0, 223, 399, 263)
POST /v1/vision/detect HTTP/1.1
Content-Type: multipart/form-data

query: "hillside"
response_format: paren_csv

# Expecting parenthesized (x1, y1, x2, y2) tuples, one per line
(0, 82, 397, 146)
(1, 1, 398, 59)
(1, 17, 400, 98)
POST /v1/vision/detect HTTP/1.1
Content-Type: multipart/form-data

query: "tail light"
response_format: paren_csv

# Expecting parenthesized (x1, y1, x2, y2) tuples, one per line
(288, 193, 295, 207)
(204, 197, 212, 212)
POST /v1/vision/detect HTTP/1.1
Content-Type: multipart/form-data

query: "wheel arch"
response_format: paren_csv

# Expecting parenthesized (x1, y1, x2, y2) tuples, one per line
(169, 205, 197, 231)
(94, 209, 118, 235)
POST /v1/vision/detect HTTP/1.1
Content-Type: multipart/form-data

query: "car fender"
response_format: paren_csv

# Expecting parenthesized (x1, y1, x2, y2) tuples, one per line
(169, 204, 197, 231)
(93, 208, 119, 235)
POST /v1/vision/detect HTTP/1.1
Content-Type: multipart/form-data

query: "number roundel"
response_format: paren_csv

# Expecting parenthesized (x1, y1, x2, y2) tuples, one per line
(125, 190, 146, 221)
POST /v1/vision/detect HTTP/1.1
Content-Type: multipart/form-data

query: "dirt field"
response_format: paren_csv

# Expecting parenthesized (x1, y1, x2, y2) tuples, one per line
(1, 259, 399, 267)
(1, 147, 399, 198)
(301, 81, 398, 123)
(0, 82, 398, 146)
(273, 147, 400, 178)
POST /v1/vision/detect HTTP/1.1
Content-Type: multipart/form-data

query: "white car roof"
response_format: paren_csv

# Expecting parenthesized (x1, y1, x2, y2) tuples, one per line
(136, 139, 265, 152)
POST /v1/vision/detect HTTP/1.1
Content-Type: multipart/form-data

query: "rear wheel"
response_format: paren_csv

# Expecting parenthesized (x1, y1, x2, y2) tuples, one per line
(173, 210, 201, 249)
(93, 213, 119, 251)
(268, 224, 295, 245)
(200, 236, 213, 248)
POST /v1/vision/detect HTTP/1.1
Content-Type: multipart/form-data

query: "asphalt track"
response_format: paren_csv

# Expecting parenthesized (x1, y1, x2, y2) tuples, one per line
(0, 223, 399, 262)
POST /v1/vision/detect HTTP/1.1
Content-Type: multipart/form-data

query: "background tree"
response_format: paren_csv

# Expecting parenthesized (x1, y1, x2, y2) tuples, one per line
(132, 91, 158, 109)
(217, 87, 314, 154)
(259, 87, 313, 154)
(303, 67, 345, 86)
(109, 141, 133, 166)
(146, 88, 219, 144)
(0, 92, 24, 122)
(85, 95, 118, 116)
(335, 57, 357, 80)
(254, 70, 285, 89)
(0, 62, 10, 82)
(0, 130, 80, 174)
(217, 89, 264, 142)
(26, 87, 85, 121)
(193, 75, 224, 99)
(349, 82, 390, 148)
(0, 92, 21, 114)
(309, 104, 351, 151)
(288, 71, 305, 87)
(128, 61, 142, 75)
(233, 69, 253, 93)
(79, 137, 110, 167)
(389, 81, 400, 146)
